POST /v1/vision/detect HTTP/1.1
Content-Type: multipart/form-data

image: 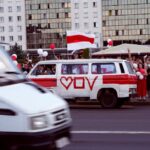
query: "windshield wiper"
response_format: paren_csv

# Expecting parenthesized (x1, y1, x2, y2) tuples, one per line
(4, 71, 21, 75)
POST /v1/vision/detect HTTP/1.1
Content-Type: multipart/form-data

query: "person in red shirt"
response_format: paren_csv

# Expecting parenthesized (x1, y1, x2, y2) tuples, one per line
(137, 63, 147, 100)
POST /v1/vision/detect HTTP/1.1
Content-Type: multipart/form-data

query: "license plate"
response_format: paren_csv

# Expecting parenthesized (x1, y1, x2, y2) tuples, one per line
(56, 137, 70, 148)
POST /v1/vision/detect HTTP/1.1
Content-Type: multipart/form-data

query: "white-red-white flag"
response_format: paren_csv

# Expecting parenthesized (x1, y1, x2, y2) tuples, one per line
(66, 31, 96, 51)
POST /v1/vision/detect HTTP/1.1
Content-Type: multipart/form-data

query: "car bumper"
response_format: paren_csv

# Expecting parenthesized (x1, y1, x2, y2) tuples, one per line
(0, 124, 71, 149)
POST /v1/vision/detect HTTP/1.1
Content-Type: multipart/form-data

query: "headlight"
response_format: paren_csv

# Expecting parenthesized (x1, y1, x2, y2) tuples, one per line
(31, 115, 48, 130)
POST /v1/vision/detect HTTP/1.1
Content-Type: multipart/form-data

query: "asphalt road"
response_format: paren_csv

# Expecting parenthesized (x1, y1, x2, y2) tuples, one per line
(63, 105, 150, 150)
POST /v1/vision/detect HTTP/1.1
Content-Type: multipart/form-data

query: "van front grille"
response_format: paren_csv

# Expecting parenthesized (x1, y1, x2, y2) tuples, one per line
(51, 108, 68, 126)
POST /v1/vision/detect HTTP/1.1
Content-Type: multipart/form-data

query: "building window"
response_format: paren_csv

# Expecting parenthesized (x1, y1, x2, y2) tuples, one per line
(8, 6, 12, 12)
(115, 10, 118, 16)
(38, 4, 41, 9)
(56, 13, 59, 18)
(140, 29, 143, 35)
(0, 17, 4, 23)
(62, 2, 65, 8)
(17, 6, 21, 12)
(75, 23, 79, 29)
(74, 3, 79, 9)
(84, 22, 89, 28)
(93, 22, 97, 28)
(109, 10, 112, 16)
(18, 35, 22, 41)
(0, 26, 4, 32)
(43, 13, 47, 19)
(38, 24, 41, 28)
(0, 7, 4, 12)
(103, 20, 106, 26)
(17, 16, 21, 21)
(116, 30, 119, 36)
(1, 36, 5, 41)
(84, 2, 88, 8)
(93, 2, 97, 7)
(30, 4, 32, 10)
(65, 12, 69, 18)
(17, 26, 22, 32)
(9, 26, 13, 32)
(75, 13, 78, 19)
(28, 14, 32, 20)
(47, 4, 50, 9)
(0, 36, 5, 41)
(84, 12, 88, 18)
(9, 36, 14, 41)
(93, 12, 98, 18)
(8, 16, 13, 22)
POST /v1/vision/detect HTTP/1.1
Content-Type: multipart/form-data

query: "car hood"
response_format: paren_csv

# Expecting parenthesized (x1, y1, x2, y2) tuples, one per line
(0, 82, 67, 115)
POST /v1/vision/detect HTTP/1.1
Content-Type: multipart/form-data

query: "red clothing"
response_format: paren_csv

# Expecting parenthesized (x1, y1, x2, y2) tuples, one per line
(137, 78, 147, 97)
(137, 68, 147, 97)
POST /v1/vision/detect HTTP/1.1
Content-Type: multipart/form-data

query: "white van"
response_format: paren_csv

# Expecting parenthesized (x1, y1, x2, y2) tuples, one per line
(28, 59, 137, 108)
(0, 48, 71, 150)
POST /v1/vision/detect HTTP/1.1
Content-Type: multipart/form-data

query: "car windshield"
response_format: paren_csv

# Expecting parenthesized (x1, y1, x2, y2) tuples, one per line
(0, 47, 26, 86)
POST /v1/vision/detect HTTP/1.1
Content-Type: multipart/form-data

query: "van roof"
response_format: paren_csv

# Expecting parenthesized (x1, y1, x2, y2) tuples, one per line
(38, 59, 127, 64)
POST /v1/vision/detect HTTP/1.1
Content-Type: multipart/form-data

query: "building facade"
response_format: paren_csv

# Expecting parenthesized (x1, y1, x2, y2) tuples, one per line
(71, 0, 103, 48)
(102, 0, 150, 46)
(25, 0, 71, 49)
(0, 0, 26, 50)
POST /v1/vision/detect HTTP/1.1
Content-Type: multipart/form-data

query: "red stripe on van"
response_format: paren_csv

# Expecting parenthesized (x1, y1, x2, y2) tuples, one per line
(31, 78, 57, 87)
(103, 75, 137, 84)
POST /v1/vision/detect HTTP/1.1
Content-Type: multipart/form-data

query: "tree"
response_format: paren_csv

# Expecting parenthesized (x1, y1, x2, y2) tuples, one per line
(9, 43, 26, 64)
(82, 48, 90, 59)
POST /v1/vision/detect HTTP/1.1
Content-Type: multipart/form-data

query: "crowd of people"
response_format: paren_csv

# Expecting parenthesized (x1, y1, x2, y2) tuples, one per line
(128, 49, 150, 100)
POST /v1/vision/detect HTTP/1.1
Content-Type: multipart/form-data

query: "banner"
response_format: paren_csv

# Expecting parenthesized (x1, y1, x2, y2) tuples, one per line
(66, 31, 96, 51)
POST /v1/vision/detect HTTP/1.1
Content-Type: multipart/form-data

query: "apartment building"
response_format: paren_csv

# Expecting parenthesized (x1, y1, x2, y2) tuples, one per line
(25, 0, 71, 49)
(102, 0, 150, 46)
(0, 0, 26, 50)
(71, 0, 103, 48)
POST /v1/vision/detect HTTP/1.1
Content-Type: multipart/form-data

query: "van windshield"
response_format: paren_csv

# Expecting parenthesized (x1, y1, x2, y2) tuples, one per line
(0, 47, 26, 86)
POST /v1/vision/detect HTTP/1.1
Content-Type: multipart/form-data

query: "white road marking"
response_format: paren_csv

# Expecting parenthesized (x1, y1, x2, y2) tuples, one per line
(72, 131, 150, 135)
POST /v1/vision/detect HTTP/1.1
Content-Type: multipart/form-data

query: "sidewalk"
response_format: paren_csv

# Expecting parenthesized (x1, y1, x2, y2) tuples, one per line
(68, 98, 150, 108)
(127, 98, 150, 105)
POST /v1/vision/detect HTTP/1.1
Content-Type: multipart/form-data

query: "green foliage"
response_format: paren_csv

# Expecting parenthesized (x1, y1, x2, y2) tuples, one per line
(82, 48, 90, 59)
(9, 43, 26, 63)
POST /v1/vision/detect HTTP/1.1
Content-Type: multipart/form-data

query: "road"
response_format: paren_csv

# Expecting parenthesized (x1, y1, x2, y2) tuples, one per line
(63, 105, 150, 150)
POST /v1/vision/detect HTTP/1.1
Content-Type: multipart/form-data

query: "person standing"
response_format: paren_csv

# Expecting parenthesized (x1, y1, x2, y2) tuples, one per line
(137, 63, 147, 100)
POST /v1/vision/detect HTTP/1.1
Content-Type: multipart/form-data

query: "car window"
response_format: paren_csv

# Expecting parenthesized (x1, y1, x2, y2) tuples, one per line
(61, 64, 88, 75)
(92, 63, 116, 74)
(31, 64, 56, 75)
(125, 62, 135, 74)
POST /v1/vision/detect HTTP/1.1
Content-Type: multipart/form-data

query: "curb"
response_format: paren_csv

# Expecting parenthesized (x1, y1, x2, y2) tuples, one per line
(68, 100, 150, 108)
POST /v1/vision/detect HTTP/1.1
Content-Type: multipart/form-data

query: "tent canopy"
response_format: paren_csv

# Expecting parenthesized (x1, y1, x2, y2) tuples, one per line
(92, 44, 150, 56)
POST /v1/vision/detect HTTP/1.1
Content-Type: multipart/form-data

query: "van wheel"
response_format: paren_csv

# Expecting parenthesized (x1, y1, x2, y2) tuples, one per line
(99, 92, 117, 108)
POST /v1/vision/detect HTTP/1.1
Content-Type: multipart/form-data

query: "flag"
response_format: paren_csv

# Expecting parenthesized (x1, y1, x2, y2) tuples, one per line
(66, 31, 96, 51)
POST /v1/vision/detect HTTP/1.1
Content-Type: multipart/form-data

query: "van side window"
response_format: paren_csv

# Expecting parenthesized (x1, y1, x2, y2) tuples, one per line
(125, 62, 135, 74)
(92, 63, 116, 74)
(61, 64, 88, 75)
(119, 63, 125, 73)
(31, 64, 56, 75)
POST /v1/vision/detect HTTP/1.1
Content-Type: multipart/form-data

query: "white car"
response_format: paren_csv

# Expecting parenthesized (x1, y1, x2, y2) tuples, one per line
(0, 47, 72, 150)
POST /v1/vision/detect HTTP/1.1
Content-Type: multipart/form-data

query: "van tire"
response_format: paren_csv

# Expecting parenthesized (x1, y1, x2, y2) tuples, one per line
(99, 92, 117, 108)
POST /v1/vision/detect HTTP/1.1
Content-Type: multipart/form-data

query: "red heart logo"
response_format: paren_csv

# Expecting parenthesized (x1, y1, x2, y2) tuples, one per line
(60, 77, 73, 90)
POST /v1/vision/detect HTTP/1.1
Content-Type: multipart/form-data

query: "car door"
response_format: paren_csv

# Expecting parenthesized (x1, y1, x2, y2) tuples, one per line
(28, 63, 57, 91)
(57, 63, 90, 99)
